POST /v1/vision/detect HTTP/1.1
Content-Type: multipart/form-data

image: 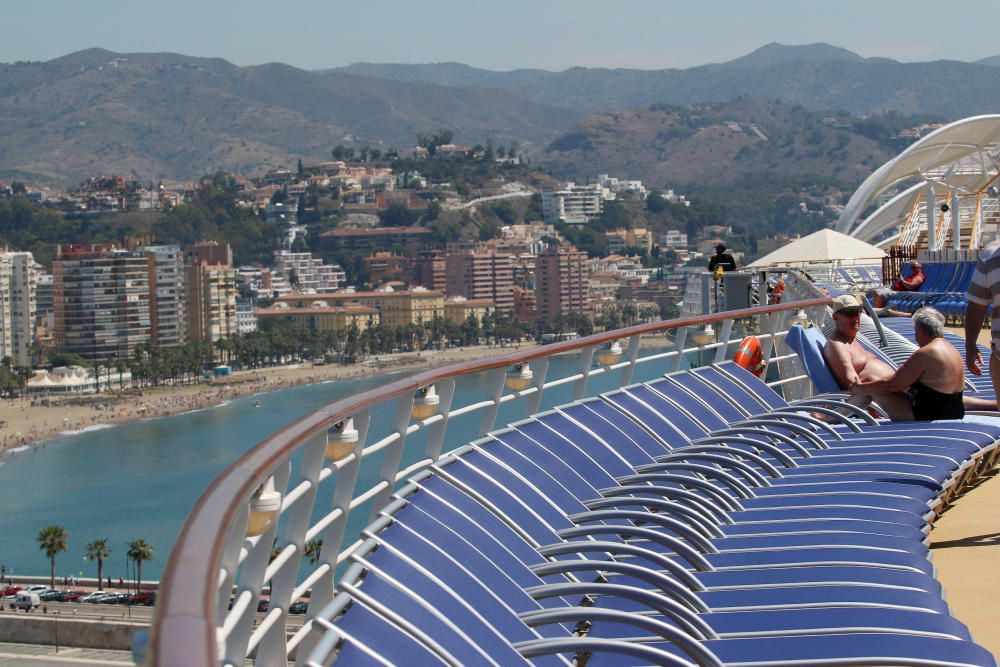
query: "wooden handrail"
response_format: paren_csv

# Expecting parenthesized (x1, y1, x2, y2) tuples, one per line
(149, 297, 831, 666)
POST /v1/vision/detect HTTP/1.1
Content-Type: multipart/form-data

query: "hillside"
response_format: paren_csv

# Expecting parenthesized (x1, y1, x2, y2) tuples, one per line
(337, 43, 1000, 117)
(0, 49, 577, 186)
(539, 98, 905, 188)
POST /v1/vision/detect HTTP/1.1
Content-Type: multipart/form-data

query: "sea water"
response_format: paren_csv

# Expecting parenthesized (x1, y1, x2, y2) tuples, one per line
(0, 345, 675, 581)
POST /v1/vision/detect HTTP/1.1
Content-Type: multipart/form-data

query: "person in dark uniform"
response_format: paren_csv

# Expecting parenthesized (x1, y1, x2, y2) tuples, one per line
(708, 243, 737, 272)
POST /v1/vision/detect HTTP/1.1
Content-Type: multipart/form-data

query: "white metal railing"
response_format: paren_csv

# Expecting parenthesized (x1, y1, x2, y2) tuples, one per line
(149, 293, 831, 666)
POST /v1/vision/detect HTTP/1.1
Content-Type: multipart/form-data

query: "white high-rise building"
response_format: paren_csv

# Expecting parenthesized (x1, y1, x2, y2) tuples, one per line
(0, 252, 37, 367)
(541, 183, 610, 224)
(273, 250, 345, 293)
(144, 245, 187, 347)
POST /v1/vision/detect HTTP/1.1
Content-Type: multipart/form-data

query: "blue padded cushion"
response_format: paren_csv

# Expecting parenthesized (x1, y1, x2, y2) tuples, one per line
(785, 323, 842, 393)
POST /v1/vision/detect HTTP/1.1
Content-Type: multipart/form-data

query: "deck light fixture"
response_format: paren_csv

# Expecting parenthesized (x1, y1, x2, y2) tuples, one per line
(690, 324, 715, 345)
(990, 186, 999, 198)
(505, 363, 534, 392)
(596, 341, 623, 366)
(325, 418, 358, 462)
(786, 309, 809, 327)
(246, 477, 281, 537)
(411, 385, 439, 420)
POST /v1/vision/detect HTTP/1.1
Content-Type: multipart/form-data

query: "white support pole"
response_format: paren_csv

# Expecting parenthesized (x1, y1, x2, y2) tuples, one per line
(952, 192, 962, 250)
(927, 185, 938, 251)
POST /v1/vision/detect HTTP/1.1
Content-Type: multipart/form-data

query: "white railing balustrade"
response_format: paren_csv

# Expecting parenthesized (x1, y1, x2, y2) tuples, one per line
(149, 296, 831, 666)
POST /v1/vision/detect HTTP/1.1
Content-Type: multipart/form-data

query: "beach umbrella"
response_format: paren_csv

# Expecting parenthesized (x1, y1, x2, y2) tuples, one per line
(747, 229, 886, 268)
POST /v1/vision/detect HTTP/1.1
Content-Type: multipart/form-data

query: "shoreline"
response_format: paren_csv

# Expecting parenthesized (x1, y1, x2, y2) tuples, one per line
(0, 343, 536, 458)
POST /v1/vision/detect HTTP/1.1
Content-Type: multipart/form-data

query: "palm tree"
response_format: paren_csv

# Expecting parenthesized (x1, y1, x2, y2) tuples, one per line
(84, 539, 111, 590)
(304, 540, 323, 566)
(126, 539, 154, 593)
(37, 525, 68, 588)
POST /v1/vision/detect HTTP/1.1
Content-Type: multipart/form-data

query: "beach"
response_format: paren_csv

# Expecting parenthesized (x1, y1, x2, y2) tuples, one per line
(0, 343, 533, 457)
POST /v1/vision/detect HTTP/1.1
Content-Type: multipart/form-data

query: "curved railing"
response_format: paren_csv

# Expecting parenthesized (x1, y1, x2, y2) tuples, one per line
(149, 293, 831, 666)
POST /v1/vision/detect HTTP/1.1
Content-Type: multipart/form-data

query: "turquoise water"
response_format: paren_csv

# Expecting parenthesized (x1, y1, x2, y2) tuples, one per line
(0, 345, 678, 582)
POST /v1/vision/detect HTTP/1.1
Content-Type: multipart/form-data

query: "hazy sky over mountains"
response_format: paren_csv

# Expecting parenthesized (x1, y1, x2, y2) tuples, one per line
(3, 0, 998, 70)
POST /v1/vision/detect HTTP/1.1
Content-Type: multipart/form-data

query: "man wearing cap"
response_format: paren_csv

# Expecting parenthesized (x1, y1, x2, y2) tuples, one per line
(708, 243, 737, 272)
(823, 293, 914, 420)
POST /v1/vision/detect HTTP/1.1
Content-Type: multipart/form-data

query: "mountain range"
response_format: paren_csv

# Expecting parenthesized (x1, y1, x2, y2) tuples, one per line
(338, 43, 1000, 116)
(2, 44, 1000, 187)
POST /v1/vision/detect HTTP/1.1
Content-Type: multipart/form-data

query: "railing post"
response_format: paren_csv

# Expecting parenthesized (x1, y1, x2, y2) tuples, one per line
(478, 367, 508, 437)
(620, 335, 642, 386)
(368, 395, 416, 524)
(255, 430, 328, 665)
(215, 503, 249, 629)
(713, 319, 735, 364)
(573, 346, 596, 401)
(425, 378, 456, 461)
(524, 357, 550, 418)
(760, 311, 784, 366)
(223, 461, 291, 667)
(293, 410, 371, 666)
(670, 328, 688, 372)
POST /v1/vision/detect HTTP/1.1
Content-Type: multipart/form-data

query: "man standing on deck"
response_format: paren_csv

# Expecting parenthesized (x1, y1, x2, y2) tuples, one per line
(966, 239, 1000, 402)
(708, 243, 737, 272)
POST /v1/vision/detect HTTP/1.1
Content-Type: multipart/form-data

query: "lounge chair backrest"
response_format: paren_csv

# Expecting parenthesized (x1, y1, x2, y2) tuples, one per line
(783, 324, 842, 394)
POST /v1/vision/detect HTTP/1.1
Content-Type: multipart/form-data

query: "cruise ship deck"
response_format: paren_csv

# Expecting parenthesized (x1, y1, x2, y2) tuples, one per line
(148, 116, 1000, 666)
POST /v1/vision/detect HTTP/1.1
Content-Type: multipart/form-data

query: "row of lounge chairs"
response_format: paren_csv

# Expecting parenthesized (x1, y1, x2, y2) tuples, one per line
(300, 358, 1000, 666)
(834, 265, 882, 288)
(884, 262, 977, 319)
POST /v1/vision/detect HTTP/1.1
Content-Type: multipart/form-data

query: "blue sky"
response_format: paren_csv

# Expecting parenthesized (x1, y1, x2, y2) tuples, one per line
(3, 0, 998, 71)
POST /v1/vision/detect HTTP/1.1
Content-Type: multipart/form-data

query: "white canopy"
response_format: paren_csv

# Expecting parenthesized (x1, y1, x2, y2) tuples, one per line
(747, 228, 886, 268)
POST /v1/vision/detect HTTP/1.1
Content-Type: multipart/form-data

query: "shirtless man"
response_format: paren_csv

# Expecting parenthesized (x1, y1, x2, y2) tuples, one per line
(855, 307, 995, 419)
(822, 293, 914, 420)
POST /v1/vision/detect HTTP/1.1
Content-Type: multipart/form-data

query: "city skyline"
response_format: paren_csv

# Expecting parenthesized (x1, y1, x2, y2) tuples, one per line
(2, 0, 999, 72)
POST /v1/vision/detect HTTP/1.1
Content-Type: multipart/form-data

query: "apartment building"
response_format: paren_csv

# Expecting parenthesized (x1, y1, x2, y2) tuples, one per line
(53, 244, 151, 362)
(236, 300, 258, 335)
(255, 303, 378, 334)
(185, 242, 237, 343)
(144, 245, 187, 347)
(444, 297, 493, 327)
(0, 252, 37, 366)
(534, 246, 591, 320)
(541, 183, 608, 224)
(319, 226, 433, 251)
(272, 250, 345, 293)
(274, 289, 444, 329)
(445, 250, 514, 313)
(413, 251, 446, 292)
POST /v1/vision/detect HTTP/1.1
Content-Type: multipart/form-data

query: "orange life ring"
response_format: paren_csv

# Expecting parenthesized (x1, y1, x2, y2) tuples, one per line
(732, 335, 764, 377)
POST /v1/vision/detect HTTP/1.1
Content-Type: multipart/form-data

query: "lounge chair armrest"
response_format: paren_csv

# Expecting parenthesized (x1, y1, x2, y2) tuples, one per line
(632, 460, 760, 497)
(536, 540, 706, 592)
(649, 451, 771, 487)
(581, 496, 723, 538)
(528, 559, 708, 613)
(515, 635, 716, 667)
(557, 524, 714, 571)
(565, 508, 717, 552)
(684, 429, 798, 468)
(733, 414, 836, 445)
(788, 398, 881, 425)
(710, 426, 812, 458)
(519, 604, 718, 645)
(615, 471, 742, 511)
(598, 483, 732, 524)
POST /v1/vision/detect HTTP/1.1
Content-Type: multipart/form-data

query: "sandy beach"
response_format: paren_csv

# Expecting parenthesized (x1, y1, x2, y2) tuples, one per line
(0, 343, 535, 457)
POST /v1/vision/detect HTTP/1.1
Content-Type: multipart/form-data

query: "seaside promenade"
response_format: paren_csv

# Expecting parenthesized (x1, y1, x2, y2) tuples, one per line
(0, 343, 531, 457)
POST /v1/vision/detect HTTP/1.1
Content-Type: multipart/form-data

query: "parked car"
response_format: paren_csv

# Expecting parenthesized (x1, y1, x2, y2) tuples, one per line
(58, 590, 85, 602)
(23, 585, 48, 594)
(0, 585, 22, 597)
(257, 599, 269, 613)
(127, 591, 156, 606)
(80, 591, 108, 603)
(39, 589, 64, 601)
(98, 593, 129, 605)
(289, 600, 308, 614)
